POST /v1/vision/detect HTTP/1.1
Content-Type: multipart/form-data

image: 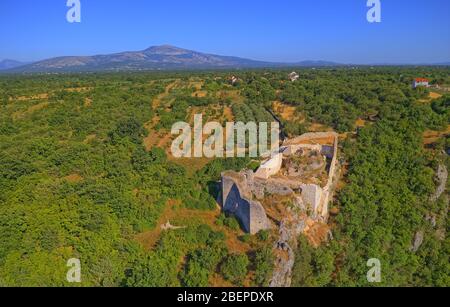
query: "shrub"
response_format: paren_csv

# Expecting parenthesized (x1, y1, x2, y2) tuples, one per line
(239, 234, 252, 243)
(217, 214, 241, 231)
(220, 254, 249, 285)
(253, 247, 275, 286)
(257, 230, 270, 242)
(109, 118, 146, 144)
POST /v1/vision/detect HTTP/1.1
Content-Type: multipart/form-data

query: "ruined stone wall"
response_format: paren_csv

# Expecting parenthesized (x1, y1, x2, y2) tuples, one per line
(282, 132, 339, 220)
(222, 173, 271, 234)
(328, 136, 339, 188)
(300, 184, 323, 215)
(222, 175, 251, 232)
(319, 135, 339, 218)
(255, 153, 283, 180)
(249, 200, 272, 234)
(284, 144, 322, 156)
(284, 132, 338, 145)
(283, 132, 339, 220)
(221, 132, 339, 233)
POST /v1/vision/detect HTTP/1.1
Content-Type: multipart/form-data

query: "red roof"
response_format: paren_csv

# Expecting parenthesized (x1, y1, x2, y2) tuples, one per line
(415, 78, 429, 83)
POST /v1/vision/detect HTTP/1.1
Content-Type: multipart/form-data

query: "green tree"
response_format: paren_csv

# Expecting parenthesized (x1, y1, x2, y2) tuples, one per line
(221, 254, 249, 285)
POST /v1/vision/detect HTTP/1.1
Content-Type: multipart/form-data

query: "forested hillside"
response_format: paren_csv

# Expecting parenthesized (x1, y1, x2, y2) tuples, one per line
(0, 68, 448, 286)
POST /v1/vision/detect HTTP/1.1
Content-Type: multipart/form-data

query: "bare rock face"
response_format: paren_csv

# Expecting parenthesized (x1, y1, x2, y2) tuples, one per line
(293, 196, 306, 211)
(411, 231, 425, 253)
(264, 181, 295, 197)
(431, 165, 448, 202)
(270, 242, 295, 287)
(269, 207, 307, 287)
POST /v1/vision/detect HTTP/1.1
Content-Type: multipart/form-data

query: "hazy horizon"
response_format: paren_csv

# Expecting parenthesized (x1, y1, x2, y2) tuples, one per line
(1, 0, 450, 64)
(1, 44, 450, 66)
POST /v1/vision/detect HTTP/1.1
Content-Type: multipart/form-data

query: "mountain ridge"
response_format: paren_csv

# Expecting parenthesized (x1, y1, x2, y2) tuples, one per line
(4, 45, 449, 73)
(4, 45, 341, 73)
(0, 59, 28, 70)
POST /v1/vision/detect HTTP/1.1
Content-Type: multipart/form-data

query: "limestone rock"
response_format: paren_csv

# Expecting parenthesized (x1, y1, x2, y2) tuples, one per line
(411, 231, 424, 252)
(431, 165, 448, 202)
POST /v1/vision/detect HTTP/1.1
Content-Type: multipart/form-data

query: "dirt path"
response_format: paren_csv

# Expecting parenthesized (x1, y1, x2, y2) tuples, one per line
(12, 102, 50, 120)
(423, 125, 450, 146)
(419, 92, 443, 104)
(144, 80, 179, 150)
(429, 92, 443, 100)
(152, 80, 179, 110)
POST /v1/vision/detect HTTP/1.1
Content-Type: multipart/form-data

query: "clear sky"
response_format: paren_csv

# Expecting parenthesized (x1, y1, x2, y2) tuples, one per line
(0, 0, 449, 64)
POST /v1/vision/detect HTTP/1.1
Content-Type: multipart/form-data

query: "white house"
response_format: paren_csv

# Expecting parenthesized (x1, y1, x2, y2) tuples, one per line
(413, 78, 430, 88)
(230, 76, 239, 85)
(288, 72, 299, 82)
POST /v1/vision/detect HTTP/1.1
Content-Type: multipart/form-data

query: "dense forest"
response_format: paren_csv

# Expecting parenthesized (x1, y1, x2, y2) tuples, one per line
(0, 68, 448, 287)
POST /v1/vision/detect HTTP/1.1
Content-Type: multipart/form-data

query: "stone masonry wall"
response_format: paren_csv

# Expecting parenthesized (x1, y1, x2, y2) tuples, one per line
(222, 173, 271, 234)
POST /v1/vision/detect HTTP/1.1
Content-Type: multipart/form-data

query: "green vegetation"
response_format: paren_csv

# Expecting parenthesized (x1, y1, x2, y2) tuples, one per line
(180, 244, 228, 287)
(232, 103, 273, 123)
(257, 230, 270, 242)
(253, 246, 275, 286)
(220, 254, 250, 285)
(292, 78, 449, 286)
(292, 236, 335, 287)
(0, 68, 448, 287)
(216, 213, 241, 231)
(126, 225, 225, 287)
(431, 95, 450, 122)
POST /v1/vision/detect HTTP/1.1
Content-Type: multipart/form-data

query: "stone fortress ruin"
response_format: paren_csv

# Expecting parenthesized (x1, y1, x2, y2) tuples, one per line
(221, 132, 340, 286)
(222, 132, 339, 234)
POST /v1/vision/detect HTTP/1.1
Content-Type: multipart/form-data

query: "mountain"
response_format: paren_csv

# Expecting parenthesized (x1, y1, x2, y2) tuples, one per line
(0, 59, 27, 70)
(5, 45, 341, 73)
(8, 45, 272, 73)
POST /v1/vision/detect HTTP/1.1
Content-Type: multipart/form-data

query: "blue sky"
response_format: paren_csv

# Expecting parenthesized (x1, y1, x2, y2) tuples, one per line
(0, 0, 449, 64)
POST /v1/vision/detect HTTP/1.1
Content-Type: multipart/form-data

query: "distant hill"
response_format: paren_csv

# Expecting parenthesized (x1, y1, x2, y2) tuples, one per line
(0, 59, 27, 70)
(433, 62, 450, 66)
(5, 45, 342, 73)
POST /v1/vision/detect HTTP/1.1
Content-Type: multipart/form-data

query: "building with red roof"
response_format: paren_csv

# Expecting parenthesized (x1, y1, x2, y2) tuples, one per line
(413, 78, 430, 88)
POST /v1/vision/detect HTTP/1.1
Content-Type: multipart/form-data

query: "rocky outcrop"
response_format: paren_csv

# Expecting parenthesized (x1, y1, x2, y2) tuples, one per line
(431, 165, 448, 202)
(411, 231, 425, 253)
(161, 221, 186, 231)
(270, 206, 307, 287)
